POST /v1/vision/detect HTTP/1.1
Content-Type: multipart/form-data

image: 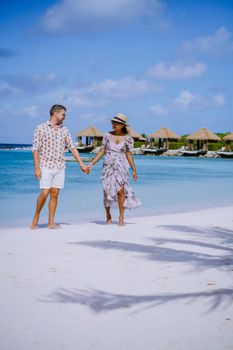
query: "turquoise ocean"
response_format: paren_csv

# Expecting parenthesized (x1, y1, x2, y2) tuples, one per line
(0, 148, 233, 228)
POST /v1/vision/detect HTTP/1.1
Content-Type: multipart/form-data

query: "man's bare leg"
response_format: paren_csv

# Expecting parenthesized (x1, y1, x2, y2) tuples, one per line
(48, 187, 60, 229)
(31, 189, 50, 229)
(117, 187, 125, 226)
(105, 205, 112, 224)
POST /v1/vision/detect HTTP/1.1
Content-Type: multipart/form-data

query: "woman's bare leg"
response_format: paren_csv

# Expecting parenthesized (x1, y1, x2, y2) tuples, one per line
(105, 205, 112, 224)
(117, 187, 125, 226)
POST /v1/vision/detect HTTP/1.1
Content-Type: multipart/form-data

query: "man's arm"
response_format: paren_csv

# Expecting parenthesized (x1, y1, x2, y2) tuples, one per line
(65, 129, 88, 173)
(32, 126, 42, 179)
(33, 150, 42, 179)
(71, 148, 88, 172)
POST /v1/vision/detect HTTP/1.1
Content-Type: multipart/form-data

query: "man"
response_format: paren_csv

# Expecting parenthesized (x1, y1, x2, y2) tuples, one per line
(31, 104, 88, 229)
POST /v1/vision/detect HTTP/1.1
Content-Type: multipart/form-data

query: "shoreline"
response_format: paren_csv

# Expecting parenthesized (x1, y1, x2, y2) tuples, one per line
(1, 147, 233, 159)
(1, 203, 233, 231)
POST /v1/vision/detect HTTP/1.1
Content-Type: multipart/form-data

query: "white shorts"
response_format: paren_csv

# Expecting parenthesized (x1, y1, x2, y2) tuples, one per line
(40, 167, 65, 189)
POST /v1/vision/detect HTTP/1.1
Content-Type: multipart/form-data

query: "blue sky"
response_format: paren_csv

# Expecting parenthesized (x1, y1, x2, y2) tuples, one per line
(1, 0, 233, 143)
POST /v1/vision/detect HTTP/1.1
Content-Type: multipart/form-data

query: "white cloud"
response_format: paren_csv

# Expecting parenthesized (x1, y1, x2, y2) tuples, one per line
(64, 88, 108, 108)
(212, 94, 226, 107)
(79, 113, 107, 123)
(40, 0, 164, 33)
(149, 104, 168, 115)
(147, 62, 206, 79)
(86, 77, 162, 98)
(63, 76, 162, 108)
(173, 90, 205, 109)
(182, 27, 233, 54)
(0, 104, 42, 120)
(21, 105, 39, 118)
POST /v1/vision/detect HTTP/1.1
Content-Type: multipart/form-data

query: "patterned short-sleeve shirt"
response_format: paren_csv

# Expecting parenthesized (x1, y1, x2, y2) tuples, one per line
(32, 121, 75, 170)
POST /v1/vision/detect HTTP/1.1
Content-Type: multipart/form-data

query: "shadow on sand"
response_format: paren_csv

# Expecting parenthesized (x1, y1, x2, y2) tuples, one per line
(37, 222, 72, 229)
(39, 287, 233, 314)
(158, 225, 233, 245)
(39, 224, 233, 313)
(90, 220, 136, 225)
(68, 224, 233, 271)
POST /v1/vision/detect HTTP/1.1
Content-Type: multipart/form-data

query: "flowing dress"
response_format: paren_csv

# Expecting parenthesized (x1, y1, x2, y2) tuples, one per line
(101, 132, 141, 209)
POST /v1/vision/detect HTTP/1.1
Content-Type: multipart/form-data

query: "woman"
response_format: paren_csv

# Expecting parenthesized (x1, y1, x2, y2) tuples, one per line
(87, 113, 141, 226)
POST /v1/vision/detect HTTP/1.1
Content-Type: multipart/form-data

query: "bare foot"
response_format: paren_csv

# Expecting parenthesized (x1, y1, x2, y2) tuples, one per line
(106, 215, 112, 224)
(118, 219, 125, 226)
(30, 217, 39, 230)
(30, 224, 39, 230)
(118, 222, 125, 226)
(48, 223, 61, 229)
(118, 215, 125, 226)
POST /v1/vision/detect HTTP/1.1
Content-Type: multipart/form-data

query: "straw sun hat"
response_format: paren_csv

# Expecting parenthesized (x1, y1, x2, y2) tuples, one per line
(111, 113, 129, 126)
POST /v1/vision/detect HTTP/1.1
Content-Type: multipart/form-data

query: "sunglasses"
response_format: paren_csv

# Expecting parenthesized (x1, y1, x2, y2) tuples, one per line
(111, 121, 123, 125)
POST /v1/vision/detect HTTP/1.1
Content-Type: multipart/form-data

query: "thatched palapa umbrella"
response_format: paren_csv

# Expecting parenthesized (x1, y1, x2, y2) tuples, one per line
(77, 126, 104, 146)
(127, 128, 146, 141)
(223, 132, 233, 141)
(148, 127, 181, 149)
(223, 132, 233, 151)
(186, 127, 220, 150)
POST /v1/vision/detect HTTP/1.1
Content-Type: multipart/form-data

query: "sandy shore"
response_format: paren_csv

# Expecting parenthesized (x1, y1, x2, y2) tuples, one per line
(0, 206, 233, 350)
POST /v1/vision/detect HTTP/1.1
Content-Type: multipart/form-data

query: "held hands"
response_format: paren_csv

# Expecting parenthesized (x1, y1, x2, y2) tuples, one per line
(86, 163, 93, 171)
(80, 163, 93, 174)
(80, 164, 90, 174)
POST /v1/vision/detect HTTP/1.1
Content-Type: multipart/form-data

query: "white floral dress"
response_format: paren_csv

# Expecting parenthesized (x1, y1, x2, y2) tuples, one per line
(101, 132, 141, 209)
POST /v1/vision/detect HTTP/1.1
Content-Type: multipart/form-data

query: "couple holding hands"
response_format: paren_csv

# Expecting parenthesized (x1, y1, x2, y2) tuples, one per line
(31, 104, 141, 229)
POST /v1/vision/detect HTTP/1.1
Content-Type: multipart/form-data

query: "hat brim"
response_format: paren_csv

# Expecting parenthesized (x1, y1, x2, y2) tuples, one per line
(111, 118, 129, 126)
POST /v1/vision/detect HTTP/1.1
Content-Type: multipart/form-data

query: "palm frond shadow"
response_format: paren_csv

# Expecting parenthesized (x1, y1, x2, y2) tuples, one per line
(40, 225, 233, 313)
(158, 225, 233, 245)
(39, 287, 233, 314)
(150, 237, 233, 253)
(69, 237, 233, 271)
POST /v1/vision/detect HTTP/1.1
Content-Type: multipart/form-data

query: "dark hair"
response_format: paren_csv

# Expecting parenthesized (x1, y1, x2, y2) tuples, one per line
(50, 104, 66, 116)
(112, 120, 128, 135)
(122, 125, 128, 135)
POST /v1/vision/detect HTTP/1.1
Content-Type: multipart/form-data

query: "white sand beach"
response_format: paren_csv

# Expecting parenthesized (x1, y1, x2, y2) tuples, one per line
(0, 206, 233, 350)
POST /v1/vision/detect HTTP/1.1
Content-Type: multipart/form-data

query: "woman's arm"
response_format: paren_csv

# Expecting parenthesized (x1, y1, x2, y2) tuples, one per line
(87, 146, 106, 169)
(126, 151, 137, 181)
